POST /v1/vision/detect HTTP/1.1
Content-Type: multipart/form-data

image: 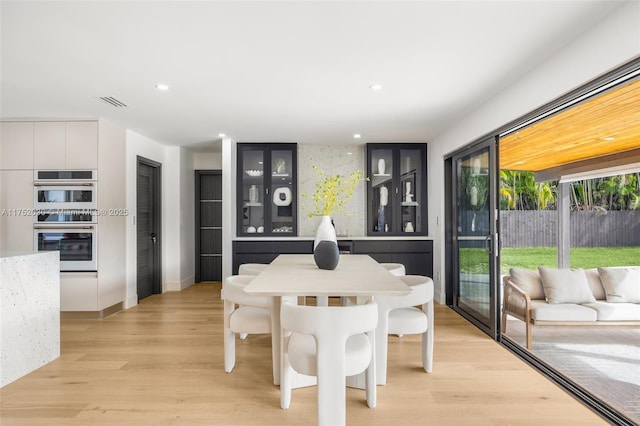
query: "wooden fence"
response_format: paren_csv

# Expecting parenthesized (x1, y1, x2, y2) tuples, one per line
(500, 210, 640, 247)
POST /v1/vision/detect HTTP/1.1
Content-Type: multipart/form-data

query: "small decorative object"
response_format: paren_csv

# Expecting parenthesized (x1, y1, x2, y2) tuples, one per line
(405, 221, 414, 232)
(257, 226, 264, 233)
(249, 185, 259, 203)
(378, 206, 385, 232)
(379, 186, 388, 206)
(314, 215, 337, 249)
(245, 169, 263, 177)
(313, 240, 339, 270)
(378, 158, 386, 175)
(405, 181, 413, 203)
(273, 187, 292, 206)
(313, 216, 339, 269)
(378, 186, 388, 232)
(276, 159, 286, 174)
(247, 226, 256, 233)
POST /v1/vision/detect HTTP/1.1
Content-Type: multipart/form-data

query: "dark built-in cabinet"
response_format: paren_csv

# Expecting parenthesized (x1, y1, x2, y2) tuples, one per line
(237, 143, 297, 236)
(232, 240, 313, 274)
(367, 143, 427, 236)
(195, 170, 222, 282)
(232, 239, 433, 277)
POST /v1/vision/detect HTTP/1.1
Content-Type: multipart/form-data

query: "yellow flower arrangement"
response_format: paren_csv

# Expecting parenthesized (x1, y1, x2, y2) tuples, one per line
(303, 165, 367, 217)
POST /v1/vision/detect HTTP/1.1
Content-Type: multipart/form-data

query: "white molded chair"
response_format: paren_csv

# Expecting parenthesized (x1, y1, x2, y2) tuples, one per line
(374, 275, 434, 385)
(238, 263, 268, 275)
(380, 262, 406, 276)
(223, 275, 279, 384)
(280, 301, 378, 426)
(234, 264, 268, 339)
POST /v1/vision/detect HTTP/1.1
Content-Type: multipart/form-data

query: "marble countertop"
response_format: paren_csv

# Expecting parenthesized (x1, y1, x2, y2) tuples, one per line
(0, 251, 41, 259)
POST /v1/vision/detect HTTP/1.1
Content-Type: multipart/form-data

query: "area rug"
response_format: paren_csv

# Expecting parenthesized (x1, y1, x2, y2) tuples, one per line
(504, 320, 640, 423)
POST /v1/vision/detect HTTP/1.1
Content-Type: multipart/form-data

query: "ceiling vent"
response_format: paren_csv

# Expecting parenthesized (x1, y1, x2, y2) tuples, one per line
(99, 96, 127, 107)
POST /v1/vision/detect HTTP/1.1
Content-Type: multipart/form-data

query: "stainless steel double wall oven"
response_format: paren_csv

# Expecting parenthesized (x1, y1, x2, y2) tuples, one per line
(33, 170, 98, 271)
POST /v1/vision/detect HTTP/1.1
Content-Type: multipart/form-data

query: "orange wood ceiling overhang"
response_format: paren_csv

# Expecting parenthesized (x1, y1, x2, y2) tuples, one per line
(499, 78, 640, 172)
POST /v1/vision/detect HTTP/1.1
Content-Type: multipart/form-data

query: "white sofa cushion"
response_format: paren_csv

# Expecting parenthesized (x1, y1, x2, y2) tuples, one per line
(582, 302, 640, 321)
(530, 300, 598, 322)
(538, 267, 596, 304)
(597, 267, 640, 303)
(584, 268, 606, 300)
(509, 268, 545, 300)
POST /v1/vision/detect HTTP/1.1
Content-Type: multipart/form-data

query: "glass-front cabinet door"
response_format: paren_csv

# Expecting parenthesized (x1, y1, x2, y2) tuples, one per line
(237, 143, 297, 236)
(367, 143, 427, 236)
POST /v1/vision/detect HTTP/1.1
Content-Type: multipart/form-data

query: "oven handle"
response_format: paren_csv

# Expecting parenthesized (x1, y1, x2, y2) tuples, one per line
(34, 225, 95, 230)
(34, 182, 94, 187)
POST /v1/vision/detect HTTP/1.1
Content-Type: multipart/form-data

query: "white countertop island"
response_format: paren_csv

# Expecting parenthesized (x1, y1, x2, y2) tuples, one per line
(0, 251, 60, 387)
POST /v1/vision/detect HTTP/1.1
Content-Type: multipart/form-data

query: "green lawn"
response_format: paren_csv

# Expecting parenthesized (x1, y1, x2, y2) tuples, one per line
(459, 246, 640, 274)
(500, 246, 640, 272)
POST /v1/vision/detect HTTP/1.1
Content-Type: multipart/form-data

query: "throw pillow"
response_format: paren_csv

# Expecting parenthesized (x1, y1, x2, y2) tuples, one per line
(538, 267, 596, 304)
(597, 267, 640, 303)
(509, 268, 545, 300)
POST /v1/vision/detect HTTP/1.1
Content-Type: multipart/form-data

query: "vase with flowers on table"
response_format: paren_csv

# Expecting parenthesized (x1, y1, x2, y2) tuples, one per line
(303, 165, 366, 270)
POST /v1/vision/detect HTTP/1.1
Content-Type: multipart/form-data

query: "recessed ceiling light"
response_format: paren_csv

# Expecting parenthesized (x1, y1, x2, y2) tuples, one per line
(602, 137, 615, 141)
(155, 83, 169, 91)
(353, 134, 361, 139)
(369, 84, 382, 91)
(218, 133, 226, 138)
(347, 152, 353, 155)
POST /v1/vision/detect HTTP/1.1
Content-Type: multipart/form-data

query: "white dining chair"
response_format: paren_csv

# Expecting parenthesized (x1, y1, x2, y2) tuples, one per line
(380, 262, 406, 276)
(223, 274, 279, 384)
(238, 263, 268, 275)
(280, 301, 378, 426)
(234, 264, 269, 339)
(374, 275, 434, 385)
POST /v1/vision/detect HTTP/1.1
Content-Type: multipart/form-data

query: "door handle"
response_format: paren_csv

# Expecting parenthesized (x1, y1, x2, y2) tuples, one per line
(151, 233, 157, 244)
(484, 235, 492, 254)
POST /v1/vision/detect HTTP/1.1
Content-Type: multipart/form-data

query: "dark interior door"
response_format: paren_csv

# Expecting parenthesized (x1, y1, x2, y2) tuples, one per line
(195, 170, 222, 282)
(137, 157, 161, 300)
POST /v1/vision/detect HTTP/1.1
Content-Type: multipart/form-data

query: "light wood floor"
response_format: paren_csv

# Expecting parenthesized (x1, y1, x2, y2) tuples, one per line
(1, 283, 607, 425)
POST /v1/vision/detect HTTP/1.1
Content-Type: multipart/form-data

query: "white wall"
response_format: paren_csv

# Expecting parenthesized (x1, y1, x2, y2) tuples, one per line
(124, 131, 198, 307)
(193, 151, 222, 170)
(428, 2, 640, 304)
(180, 148, 195, 289)
(221, 138, 235, 285)
(163, 147, 182, 291)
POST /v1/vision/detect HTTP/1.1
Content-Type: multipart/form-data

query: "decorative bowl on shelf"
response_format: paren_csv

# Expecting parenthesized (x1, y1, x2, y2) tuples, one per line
(245, 170, 263, 177)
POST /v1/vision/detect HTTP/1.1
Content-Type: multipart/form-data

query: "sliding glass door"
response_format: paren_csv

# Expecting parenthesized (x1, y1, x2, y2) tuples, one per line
(449, 137, 500, 338)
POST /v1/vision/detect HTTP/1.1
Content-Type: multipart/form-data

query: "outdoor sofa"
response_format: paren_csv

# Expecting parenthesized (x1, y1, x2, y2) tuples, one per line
(502, 266, 640, 348)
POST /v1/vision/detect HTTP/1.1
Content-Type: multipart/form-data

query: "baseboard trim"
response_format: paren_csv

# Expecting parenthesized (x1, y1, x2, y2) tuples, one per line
(61, 302, 123, 320)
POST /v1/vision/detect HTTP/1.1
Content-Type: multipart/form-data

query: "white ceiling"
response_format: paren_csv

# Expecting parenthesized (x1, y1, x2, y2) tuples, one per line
(0, 1, 625, 153)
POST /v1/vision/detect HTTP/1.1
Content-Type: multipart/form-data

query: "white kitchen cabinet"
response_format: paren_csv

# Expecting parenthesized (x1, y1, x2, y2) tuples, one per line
(66, 121, 98, 169)
(0, 122, 34, 170)
(34, 122, 66, 169)
(32, 120, 98, 170)
(0, 170, 35, 252)
(60, 272, 98, 311)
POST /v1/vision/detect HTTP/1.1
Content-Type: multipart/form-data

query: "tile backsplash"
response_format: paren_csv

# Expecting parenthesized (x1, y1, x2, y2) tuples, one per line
(297, 145, 366, 237)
